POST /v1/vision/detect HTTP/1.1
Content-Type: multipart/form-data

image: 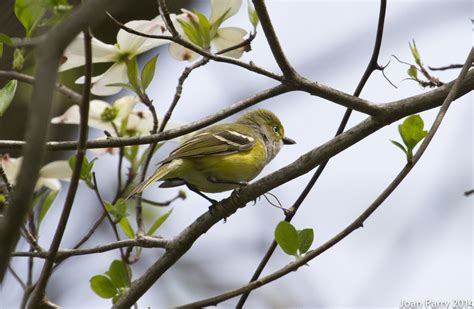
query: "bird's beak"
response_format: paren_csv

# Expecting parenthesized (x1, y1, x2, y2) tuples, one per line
(282, 136, 296, 145)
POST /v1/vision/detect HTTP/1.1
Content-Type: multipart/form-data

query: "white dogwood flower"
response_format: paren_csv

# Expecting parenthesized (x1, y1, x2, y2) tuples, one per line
(170, 0, 247, 61)
(1, 155, 72, 191)
(51, 96, 185, 155)
(60, 16, 174, 96)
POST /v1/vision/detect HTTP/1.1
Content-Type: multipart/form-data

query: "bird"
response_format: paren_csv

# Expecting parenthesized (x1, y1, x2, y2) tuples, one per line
(126, 109, 295, 203)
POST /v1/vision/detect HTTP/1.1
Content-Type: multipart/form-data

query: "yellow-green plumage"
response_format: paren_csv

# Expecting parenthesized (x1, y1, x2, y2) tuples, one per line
(127, 109, 295, 198)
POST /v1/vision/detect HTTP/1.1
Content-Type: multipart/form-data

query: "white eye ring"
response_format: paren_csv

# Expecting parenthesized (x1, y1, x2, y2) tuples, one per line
(272, 126, 279, 134)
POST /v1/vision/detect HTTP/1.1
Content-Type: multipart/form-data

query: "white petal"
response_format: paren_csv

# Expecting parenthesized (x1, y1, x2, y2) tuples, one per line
(126, 111, 187, 142)
(211, 27, 247, 58)
(40, 160, 72, 181)
(50, 100, 115, 132)
(113, 96, 140, 122)
(51, 105, 81, 125)
(59, 34, 116, 72)
(84, 63, 129, 96)
(127, 109, 154, 134)
(210, 0, 242, 24)
(36, 178, 61, 191)
(117, 19, 170, 55)
(0, 155, 22, 186)
(168, 42, 199, 61)
(89, 137, 120, 156)
(90, 147, 120, 156)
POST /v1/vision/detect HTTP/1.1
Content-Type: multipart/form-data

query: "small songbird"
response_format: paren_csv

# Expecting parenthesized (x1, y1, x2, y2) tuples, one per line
(127, 109, 295, 203)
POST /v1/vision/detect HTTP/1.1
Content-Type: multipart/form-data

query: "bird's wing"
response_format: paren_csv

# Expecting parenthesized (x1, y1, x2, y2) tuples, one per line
(160, 124, 256, 163)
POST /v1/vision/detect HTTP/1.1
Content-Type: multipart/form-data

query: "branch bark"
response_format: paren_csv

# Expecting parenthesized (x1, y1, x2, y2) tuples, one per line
(114, 62, 474, 306)
(0, 0, 133, 288)
(176, 47, 474, 308)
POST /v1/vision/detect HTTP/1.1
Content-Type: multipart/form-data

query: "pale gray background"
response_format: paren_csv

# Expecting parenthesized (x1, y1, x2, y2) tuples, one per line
(2, 0, 472, 308)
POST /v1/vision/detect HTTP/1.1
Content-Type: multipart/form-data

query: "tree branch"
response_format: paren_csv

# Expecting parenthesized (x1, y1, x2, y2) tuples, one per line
(27, 29, 93, 307)
(251, 0, 297, 78)
(0, 71, 82, 104)
(11, 237, 168, 260)
(176, 48, 474, 308)
(237, 0, 387, 305)
(0, 0, 134, 282)
(114, 60, 474, 306)
(1, 68, 472, 153)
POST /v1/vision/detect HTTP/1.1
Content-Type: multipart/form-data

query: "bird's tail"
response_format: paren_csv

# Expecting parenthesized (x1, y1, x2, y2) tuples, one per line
(125, 164, 170, 199)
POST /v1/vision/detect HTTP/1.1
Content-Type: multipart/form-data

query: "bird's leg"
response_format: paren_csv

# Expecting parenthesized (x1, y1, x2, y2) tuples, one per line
(184, 182, 218, 206)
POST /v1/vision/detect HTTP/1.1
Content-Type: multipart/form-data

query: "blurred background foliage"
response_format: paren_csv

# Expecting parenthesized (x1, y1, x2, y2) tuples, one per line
(0, 0, 191, 159)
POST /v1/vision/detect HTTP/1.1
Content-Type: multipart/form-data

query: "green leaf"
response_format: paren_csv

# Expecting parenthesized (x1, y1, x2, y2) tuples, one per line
(247, 1, 259, 30)
(69, 155, 97, 186)
(0, 33, 13, 45)
(108, 198, 129, 222)
(274, 221, 299, 256)
(194, 10, 211, 48)
(0, 80, 17, 117)
(112, 289, 127, 304)
(0, 33, 13, 58)
(0, 194, 6, 203)
(119, 217, 135, 239)
(141, 54, 159, 91)
(210, 8, 231, 35)
(147, 208, 173, 236)
(297, 229, 314, 254)
(37, 190, 58, 227)
(105, 83, 135, 92)
(390, 140, 407, 155)
(409, 39, 421, 66)
(90, 275, 118, 299)
(399, 115, 428, 150)
(126, 57, 141, 94)
(106, 260, 131, 289)
(407, 65, 418, 79)
(15, 0, 46, 36)
(177, 19, 203, 47)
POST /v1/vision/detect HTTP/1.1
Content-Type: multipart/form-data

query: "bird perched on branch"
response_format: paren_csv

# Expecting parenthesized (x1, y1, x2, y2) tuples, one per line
(127, 109, 295, 203)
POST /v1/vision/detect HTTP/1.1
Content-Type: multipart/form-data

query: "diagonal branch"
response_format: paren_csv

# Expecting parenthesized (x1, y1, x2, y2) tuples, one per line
(176, 47, 474, 308)
(236, 0, 388, 305)
(27, 29, 93, 307)
(114, 59, 474, 306)
(251, 0, 297, 78)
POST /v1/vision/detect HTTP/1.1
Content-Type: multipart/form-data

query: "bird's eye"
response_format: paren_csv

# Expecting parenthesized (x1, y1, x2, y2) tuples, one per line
(272, 125, 279, 134)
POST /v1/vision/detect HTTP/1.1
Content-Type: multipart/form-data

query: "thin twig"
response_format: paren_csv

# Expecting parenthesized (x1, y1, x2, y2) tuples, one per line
(159, 58, 209, 132)
(12, 237, 168, 259)
(27, 29, 93, 307)
(174, 47, 474, 309)
(142, 195, 182, 207)
(428, 64, 465, 71)
(72, 213, 107, 249)
(251, 0, 296, 78)
(464, 189, 474, 196)
(0, 0, 130, 282)
(237, 0, 387, 305)
(216, 31, 257, 56)
(135, 94, 159, 236)
(157, 0, 179, 37)
(0, 71, 82, 104)
(106, 12, 282, 81)
(92, 173, 126, 259)
(7, 264, 26, 290)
